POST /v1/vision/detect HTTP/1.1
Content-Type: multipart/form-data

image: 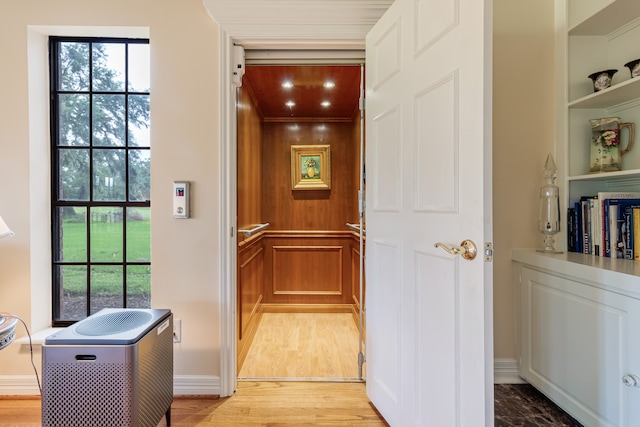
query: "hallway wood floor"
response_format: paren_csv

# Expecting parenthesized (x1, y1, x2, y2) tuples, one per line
(0, 313, 582, 426)
(0, 382, 584, 427)
(238, 312, 362, 379)
(0, 382, 388, 427)
(157, 382, 388, 426)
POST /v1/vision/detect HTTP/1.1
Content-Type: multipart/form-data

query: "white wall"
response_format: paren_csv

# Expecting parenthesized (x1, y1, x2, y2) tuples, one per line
(0, 0, 221, 389)
(492, 0, 556, 366)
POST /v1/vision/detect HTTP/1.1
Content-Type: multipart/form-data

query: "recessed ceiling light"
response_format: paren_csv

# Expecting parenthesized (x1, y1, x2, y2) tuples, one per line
(282, 81, 294, 89)
(285, 100, 296, 108)
(323, 81, 335, 89)
(321, 101, 331, 107)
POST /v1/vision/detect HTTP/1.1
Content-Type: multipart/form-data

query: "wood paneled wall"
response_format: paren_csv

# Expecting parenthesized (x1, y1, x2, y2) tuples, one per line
(261, 232, 356, 305)
(353, 106, 362, 216)
(350, 235, 365, 329)
(236, 80, 265, 371)
(238, 80, 361, 231)
(262, 121, 359, 230)
(237, 81, 263, 238)
(237, 236, 265, 371)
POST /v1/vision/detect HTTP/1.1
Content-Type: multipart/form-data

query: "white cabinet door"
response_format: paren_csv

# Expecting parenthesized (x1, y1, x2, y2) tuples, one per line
(518, 265, 640, 427)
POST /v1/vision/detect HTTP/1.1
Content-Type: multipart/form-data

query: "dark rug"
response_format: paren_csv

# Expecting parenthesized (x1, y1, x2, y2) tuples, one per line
(494, 384, 584, 427)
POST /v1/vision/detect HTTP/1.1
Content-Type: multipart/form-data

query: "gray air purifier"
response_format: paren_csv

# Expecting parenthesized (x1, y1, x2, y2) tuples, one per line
(42, 308, 173, 427)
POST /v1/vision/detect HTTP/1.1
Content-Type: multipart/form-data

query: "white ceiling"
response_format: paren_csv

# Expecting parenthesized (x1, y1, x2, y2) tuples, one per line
(202, 0, 394, 49)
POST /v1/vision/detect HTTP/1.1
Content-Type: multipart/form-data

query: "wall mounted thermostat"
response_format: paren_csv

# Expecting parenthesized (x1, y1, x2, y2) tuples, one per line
(173, 181, 190, 219)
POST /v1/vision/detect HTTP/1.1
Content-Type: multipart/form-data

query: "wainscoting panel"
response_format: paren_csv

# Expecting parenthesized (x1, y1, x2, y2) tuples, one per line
(351, 245, 361, 307)
(238, 243, 264, 340)
(272, 245, 343, 295)
(262, 232, 355, 305)
(237, 237, 265, 371)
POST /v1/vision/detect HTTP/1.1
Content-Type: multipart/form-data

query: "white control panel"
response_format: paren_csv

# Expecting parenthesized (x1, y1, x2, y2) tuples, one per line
(173, 181, 190, 219)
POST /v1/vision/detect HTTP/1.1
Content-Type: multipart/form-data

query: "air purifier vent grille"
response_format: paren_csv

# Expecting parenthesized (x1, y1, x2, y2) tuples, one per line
(75, 310, 153, 336)
(42, 362, 133, 427)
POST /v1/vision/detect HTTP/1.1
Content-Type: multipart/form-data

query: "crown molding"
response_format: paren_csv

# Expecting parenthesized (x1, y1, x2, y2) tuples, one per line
(202, 0, 394, 49)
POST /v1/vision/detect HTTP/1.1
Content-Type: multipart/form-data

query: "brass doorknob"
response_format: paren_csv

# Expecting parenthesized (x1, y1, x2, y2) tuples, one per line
(434, 240, 477, 261)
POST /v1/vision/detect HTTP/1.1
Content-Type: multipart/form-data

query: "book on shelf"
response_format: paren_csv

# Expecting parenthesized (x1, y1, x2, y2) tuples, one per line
(590, 197, 599, 256)
(567, 192, 640, 260)
(597, 192, 640, 257)
(575, 203, 582, 253)
(635, 208, 640, 261)
(581, 197, 591, 254)
(567, 207, 577, 252)
(620, 203, 640, 260)
(570, 201, 582, 253)
(605, 202, 615, 257)
(569, 193, 640, 260)
(602, 194, 640, 258)
(605, 199, 640, 259)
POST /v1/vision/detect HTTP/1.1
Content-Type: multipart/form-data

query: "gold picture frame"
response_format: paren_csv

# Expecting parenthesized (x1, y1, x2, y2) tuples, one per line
(290, 144, 331, 190)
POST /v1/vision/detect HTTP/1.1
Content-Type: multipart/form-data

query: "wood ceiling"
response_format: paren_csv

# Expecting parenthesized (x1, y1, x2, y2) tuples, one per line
(243, 65, 362, 121)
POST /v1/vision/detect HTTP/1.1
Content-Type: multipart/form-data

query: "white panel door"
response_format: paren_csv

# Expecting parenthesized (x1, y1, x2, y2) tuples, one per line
(365, 0, 493, 425)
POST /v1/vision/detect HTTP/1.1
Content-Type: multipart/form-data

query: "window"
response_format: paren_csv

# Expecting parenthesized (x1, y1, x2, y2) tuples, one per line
(50, 37, 151, 326)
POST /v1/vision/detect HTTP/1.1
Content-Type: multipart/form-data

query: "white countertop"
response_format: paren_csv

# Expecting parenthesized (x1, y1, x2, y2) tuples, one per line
(512, 248, 640, 299)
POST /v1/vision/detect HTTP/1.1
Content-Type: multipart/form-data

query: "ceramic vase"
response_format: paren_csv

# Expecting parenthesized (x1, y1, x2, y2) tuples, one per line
(625, 59, 640, 78)
(589, 117, 635, 173)
(588, 69, 618, 92)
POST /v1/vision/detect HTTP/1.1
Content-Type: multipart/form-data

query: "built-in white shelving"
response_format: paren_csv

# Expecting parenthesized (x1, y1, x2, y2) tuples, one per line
(568, 75, 640, 109)
(514, 2, 640, 425)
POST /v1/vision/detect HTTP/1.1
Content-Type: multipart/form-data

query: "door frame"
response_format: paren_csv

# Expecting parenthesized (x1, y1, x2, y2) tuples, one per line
(219, 29, 238, 397)
(218, 30, 370, 396)
(212, 1, 392, 396)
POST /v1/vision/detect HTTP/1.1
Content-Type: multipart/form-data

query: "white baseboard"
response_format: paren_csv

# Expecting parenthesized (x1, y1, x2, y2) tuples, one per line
(173, 375, 221, 395)
(1, 360, 523, 396)
(0, 375, 41, 395)
(494, 358, 527, 384)
(0, 374, 221, 396)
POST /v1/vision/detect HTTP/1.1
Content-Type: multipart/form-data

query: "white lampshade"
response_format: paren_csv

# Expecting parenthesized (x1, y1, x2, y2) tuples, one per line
(0, 215, 14, 239)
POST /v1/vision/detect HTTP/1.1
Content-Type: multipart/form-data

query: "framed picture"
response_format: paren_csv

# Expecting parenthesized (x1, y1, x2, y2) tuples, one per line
(290, 144, 331, 190)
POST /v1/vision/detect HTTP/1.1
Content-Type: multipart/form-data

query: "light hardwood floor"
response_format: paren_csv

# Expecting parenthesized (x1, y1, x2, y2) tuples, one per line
(239, 312, 363, 379)
(0, 382, 388, 426)
(161, 382, 388, 426)
(0, 313, 379, 426)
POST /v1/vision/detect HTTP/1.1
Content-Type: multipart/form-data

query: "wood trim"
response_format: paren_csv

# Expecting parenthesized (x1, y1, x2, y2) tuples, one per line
(237, 300, 263, 374)
(0, 395, 38, 400)
(238, 230, 269, 248)
(350, 303, 366, 341)
(272, 245, 343, 296)
(237, 235, 266, 374)
(238, 245, 264, 339)
(264, 117, 354, 123)
(261, 304, 353, 313)
(265, 230, 354, 238)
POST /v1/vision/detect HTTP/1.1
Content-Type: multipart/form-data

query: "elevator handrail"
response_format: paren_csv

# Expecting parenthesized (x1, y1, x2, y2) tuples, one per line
(238, 223, 270, 237)
(346, 222, 366, 236)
